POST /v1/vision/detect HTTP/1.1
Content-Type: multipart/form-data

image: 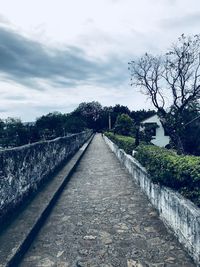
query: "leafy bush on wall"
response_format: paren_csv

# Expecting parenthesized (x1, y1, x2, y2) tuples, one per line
(135, 145, 200, 207)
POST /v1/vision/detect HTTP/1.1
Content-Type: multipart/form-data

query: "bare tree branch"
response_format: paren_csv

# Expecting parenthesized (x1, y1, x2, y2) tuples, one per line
(128, 34, 200, 153)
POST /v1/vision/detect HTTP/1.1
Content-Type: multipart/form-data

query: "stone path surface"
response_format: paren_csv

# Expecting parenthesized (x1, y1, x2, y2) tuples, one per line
(20, 134, 195, 267)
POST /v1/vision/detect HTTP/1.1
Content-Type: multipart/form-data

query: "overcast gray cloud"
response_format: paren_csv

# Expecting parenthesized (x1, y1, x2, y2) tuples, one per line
(0, 15, 10, 24)
(160, 12, 200, 29)
(0, 0, 200, 120)
(0, 27, 126, 91)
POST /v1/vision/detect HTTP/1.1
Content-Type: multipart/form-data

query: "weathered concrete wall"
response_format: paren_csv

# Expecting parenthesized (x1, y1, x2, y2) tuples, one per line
(0, 131, 92, 222)
(104, 135, 200, 266)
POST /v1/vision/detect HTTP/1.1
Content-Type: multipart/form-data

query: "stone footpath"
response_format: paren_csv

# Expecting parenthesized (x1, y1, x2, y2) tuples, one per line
(20, 134, 195, 267)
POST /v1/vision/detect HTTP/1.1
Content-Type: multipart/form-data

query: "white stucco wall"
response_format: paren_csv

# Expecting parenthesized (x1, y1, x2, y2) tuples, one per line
(142, 115, 170, 147)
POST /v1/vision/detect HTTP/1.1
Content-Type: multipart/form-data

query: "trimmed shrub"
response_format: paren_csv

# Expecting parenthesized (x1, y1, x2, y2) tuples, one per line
(135, 145, 200, 207)
(114, 113, 134, 136)
(104, 132, 136, 155)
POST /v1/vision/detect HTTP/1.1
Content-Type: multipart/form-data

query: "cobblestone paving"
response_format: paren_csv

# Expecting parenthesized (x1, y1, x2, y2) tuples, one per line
(20, 134, 195, 267)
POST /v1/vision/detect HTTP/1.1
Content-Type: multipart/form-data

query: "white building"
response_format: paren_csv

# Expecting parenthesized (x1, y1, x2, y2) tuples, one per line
(141, 114, 170, 147)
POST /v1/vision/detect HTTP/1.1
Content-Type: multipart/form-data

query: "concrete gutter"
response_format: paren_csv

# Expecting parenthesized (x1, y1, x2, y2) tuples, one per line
(0, 134, 94, 267)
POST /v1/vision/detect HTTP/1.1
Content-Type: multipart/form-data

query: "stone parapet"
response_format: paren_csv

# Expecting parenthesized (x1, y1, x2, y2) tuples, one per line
(0, 130, 92, 222)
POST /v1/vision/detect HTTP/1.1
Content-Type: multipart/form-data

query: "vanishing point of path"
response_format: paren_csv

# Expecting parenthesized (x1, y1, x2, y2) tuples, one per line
(20, 134, 195, 267)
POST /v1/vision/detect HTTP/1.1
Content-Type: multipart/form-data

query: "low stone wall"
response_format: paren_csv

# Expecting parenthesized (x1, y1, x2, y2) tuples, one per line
(0, 130, 92, 222)
(104, 135, 200, 266)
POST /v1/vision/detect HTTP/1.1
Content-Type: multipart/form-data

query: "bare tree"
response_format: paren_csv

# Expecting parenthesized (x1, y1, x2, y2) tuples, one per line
(128, 34, 200, 153)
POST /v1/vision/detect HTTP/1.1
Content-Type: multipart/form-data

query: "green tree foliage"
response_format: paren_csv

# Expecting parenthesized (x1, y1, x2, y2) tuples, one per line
(112, 104, 131, 115)
(111, 104, 131, 127)
(97, 106, 112, 131)
(64, 115, 86, 133)
(0, 102, 159, 149)
(171, 102, 200, 155)
(1, 118, 29, 147)
(94, 105, 133, 131)
(73, 101, 103, 131)
(0, 111, 88, 148)
(0, 119, 5, 139)
(28, 124, 40, 143)
(35, 112, 67, 140)
(114, 113, 134, 136)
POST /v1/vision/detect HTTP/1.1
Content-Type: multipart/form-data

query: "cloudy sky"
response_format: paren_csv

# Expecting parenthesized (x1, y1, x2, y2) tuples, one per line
(0, 0, 200, 121)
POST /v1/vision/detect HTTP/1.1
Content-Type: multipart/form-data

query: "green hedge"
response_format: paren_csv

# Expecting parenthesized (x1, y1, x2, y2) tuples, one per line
(135, 145, 200, 207)
(104, 132, 136, 155)
(105, 132, 200, 207)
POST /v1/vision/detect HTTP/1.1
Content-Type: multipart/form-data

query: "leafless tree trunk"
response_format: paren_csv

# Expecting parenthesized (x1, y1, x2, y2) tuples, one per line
(129, 34, 200, 153)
